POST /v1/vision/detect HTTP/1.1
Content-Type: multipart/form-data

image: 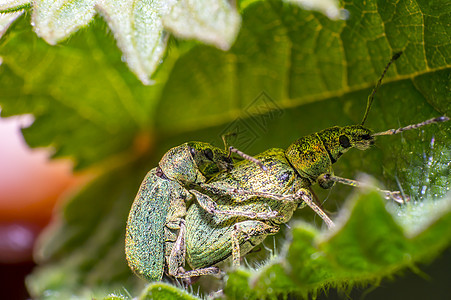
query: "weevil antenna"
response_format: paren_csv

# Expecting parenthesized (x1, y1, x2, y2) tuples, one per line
(372, 116, 450, 136)
(361, 52, 403, 125)
(221, 132, 236, 151)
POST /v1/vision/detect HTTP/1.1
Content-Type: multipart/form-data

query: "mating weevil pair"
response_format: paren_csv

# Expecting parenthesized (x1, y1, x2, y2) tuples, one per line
(125, 52, 450, 283)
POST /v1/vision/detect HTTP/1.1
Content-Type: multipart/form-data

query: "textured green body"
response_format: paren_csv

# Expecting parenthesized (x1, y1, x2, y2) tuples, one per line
(125, 168, 188, 281)
(285, 125, 372, 185)
(186, 148, 309, 269)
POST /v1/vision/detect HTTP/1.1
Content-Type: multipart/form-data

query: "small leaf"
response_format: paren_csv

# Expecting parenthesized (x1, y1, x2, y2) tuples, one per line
(32, 0, 96, 45)
(0, 10, 24, 38)
(95, 0, 175, 85)
(163, 0, 241, 50)
(137, 282, 200, 300)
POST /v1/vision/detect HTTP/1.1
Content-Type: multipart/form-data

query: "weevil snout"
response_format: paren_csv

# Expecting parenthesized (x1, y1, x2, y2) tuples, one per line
(341, 125, 374, 151)
(354, 133, 374, 150)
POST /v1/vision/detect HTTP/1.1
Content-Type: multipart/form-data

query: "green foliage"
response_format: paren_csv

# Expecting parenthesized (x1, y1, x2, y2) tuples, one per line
(0, 0, 450, 299)
(223, 190, 451, 299)
(137, 283, 200, 300)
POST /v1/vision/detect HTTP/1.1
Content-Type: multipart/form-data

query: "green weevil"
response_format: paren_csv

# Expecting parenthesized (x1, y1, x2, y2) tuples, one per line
(125, 142, 236, 281)
(178, 52, 450, 274)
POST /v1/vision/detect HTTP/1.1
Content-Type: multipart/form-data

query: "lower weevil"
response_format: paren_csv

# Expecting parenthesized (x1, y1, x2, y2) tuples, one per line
(126, 142, 236, 281)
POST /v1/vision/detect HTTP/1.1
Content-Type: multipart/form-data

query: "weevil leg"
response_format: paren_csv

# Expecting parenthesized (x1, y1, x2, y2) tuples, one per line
(190, 190, 279, 220)
(228, 146, 267, 171)
(231, 220, 279, 266)
(319, 173, 409, 204)
(167, 218, 186, 277)
(221, 132, 237, 149)
(173, 266, 223, 279)
(221, 133, 267, 171)
(295, 189, 335, 229)
(308, 186, 323, 209)
(167, 218, 223, 281)
(197, 185, 335, 228)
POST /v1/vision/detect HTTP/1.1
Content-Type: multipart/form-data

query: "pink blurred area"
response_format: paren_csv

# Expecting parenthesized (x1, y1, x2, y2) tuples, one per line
(0, 114, 82, 264)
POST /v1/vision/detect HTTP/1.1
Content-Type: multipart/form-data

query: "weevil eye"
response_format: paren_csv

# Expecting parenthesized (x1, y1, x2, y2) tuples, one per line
(339, 135, 351, 148)
(204, 148, 214, 161)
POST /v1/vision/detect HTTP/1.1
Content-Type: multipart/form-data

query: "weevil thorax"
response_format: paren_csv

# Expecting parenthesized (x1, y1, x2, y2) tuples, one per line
(285, 125, 373, 185)
(159, 142, 232, 184)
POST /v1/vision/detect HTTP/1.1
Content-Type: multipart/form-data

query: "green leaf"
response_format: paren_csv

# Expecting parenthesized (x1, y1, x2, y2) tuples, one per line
(223, 189, 451, 298)
(0, 16, 166, 169)
(137, 282, 200, 300)
(32, 0, 96, 45)
(94, 0, 174, 85)
(0, 0, 449, 299)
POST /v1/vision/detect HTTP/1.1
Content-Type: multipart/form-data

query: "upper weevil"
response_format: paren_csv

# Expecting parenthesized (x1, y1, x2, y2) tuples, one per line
(181, 52, 450, 274)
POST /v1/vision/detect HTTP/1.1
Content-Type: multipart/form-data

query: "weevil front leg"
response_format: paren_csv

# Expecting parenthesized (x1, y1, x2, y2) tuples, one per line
(190, 190, 279, 220)
(231, 220, 280, 266)
(294, 188, 335, 228)
(166, 218, 222, 281)
(221, 133, 267, 171)
(318, 173, 409, 204)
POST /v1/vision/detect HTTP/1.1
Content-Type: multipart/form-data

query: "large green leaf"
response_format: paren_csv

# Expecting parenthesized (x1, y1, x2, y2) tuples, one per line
(223, 189, 451, 299)
(0, 0, 449, 299)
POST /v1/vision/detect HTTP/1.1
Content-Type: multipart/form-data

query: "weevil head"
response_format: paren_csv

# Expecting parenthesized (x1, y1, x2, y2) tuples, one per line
(159, 142, 232, 184)
(286, 125, 374, 184)
(187, 142, 233, 178)
(341, 125, 374, 151)
(321, 125, 374, 162)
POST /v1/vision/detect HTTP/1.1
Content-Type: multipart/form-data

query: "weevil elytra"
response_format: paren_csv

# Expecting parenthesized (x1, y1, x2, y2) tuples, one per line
(178, 52, 450, 273)
(125, 142, 236, 281)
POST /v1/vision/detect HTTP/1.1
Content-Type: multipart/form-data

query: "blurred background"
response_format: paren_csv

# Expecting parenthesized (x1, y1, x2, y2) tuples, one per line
(0, 115, 87, 299)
